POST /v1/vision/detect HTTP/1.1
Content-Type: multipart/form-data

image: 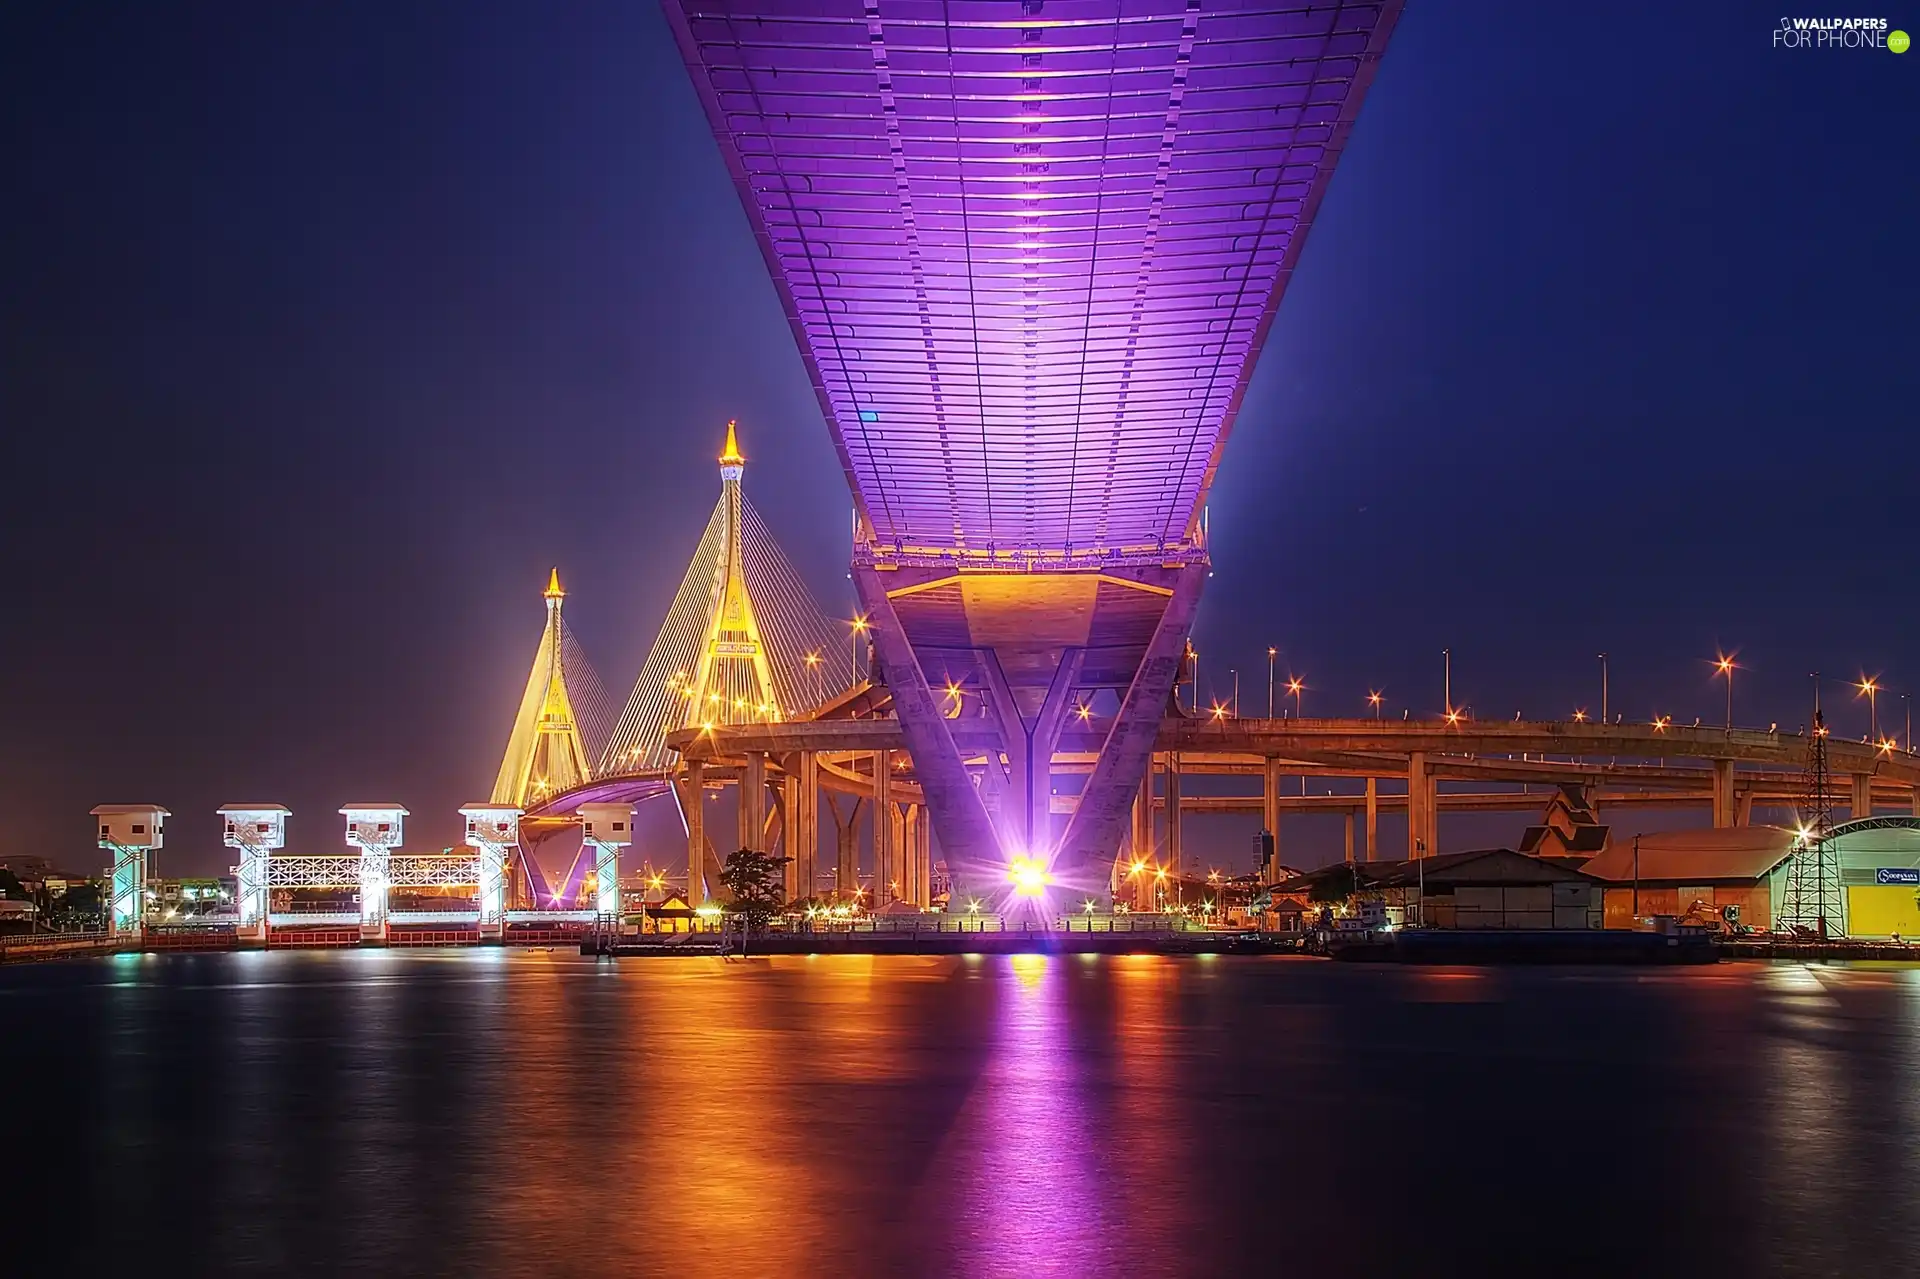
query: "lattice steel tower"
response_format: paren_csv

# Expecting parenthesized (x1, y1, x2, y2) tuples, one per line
(1781, 707, 1846, 936)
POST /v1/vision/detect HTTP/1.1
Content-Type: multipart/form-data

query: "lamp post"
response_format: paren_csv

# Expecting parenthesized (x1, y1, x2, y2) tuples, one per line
(1368, 690, 1383, 720)
(806, 650, 823, 707)
(1443, 649, 1452, 718)
(1714, 655, 1736, 735)
(850, 616, 869, 683)
(1904, 692, 1912, 755)
(1599, 652, 1608, 724)
(1859, 677, 1880, 745)
(1231, 669, 1240, 718)
(1288, 676, 1304, 719)
(1267, 647, 1277, 719)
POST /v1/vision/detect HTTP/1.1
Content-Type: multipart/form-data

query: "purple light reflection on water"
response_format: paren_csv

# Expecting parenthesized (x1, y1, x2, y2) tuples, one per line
(944, 955, 1117, 1277)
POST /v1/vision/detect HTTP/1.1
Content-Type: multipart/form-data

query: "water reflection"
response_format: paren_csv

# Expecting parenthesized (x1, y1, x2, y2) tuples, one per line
(14, 952, 1920, 1277)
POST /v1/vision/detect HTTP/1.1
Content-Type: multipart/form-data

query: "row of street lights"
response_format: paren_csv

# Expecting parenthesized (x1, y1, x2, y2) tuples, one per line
(841, 614, 1910, 752)
(1210, 643, 1910, 750)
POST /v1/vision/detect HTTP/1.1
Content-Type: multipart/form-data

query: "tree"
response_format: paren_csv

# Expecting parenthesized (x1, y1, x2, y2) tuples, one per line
(719, 847, 790, 933)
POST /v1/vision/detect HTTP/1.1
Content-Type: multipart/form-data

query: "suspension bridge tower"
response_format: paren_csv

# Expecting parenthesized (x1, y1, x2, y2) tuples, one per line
(492, 568, 612, 810)
(602, 421, 853, 904)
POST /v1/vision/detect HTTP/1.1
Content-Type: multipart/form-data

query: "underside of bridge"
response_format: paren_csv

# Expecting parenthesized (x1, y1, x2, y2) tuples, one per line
(670, 0, 1406, 893)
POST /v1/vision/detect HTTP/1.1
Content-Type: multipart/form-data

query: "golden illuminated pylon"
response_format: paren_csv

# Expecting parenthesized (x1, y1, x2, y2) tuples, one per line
(492, 569, 613, 807)
(602, 422, 853, 773)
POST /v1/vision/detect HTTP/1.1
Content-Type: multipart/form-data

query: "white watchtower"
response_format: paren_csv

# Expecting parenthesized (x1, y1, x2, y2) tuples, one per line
(578, 803, 633, 919)
(460, 803, 521, 939)
(93, 804, 168, 937)
(218, 805, 289, 932)
(341, 805, 408, 937)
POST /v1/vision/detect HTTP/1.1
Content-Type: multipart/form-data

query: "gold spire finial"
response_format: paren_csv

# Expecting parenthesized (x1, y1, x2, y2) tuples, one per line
(545, 567, 565, 600)
(718, 419, 744, 467)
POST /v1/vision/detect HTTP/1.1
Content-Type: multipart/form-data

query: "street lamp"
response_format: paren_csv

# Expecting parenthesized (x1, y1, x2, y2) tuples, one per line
(1267, 647, 1278, 718)
(1231, 669, 1240, 717)
(1713, 654, 1736, 734)
(1859, 676, 1880, 744)
(850, 615, 869, 682)
(806, 650, 823, 705)
(1598, 652, 1608, 724)
(1287, 676, 1304, 718)
(1368, 690, 1383, 719)
(1443, 648, 1451, 718)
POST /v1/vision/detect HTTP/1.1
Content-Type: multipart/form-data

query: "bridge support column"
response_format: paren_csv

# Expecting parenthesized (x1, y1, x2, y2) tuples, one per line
(1711, 760, 1736, 828)
(825, 792, 862, 902)
(681, 762, 706, 905)
(1165, 753, 1183, 886)
(1736, 791, 1754, 826)
(1365, 777, 1378, 862)
(1345, 811, 1355, 864)
(1912, 786, 1919, 818)
(888, 802, 907, 906)
(1408, 753, 1430, 859)
(873, 751, 893, 908)
(780, 772, 800, 902)
(1853, 773, 1874, 821)
(792, 753, 819, 904)
(1131, 765, 1155, 911)
(739, 751, 766, 853)
(1262, 757, 1283, 884)
(918, 804, 934, 908)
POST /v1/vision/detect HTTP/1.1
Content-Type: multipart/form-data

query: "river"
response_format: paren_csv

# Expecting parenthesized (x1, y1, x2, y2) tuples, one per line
(7, 950, 1919, 1276)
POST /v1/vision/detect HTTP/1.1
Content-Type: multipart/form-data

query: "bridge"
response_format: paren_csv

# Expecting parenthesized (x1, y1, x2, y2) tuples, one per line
(89, 1, 1918, 940)
(660, 0, 1409, 905)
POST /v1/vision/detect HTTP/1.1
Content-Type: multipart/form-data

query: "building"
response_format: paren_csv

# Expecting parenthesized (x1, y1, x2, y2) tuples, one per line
(1820, 816, 1920, 939)
(1517, 784, 1611, 859)
(644, 893, 696, 934)
(1574, 827, 1796, 930)
(1275, 849, 1604, 930)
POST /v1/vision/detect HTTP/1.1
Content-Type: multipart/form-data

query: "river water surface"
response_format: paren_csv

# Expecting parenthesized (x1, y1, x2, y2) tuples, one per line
(8, 950, 1920, 1277)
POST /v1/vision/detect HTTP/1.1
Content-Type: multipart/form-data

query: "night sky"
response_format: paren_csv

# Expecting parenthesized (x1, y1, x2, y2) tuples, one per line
(4, 1, 1914, 877)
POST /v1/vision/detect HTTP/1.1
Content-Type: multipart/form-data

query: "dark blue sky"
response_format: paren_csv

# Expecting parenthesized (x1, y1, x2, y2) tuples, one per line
(3, 1, 1914, 875)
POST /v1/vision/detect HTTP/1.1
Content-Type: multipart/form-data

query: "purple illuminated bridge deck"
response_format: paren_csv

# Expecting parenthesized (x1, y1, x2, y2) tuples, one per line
(667, 0, 1401, 886)
(668, 0, 1402, 558)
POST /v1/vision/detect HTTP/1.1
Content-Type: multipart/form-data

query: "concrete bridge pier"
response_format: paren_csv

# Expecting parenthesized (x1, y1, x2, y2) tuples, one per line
(790, 752, 819, 903)
(1853, 773, 1875, 820)
(1408, 752, 1431, 858)
(1712, 760, 1736, 828)
(873, 750, 893, 907)
(739, 751, 766, 853)
(1165, 753, 1183, 884)
(682, 761, 706, 904)
(825, 792, 861, 902)
(1262, 757, 1283, 883)
(1365, 777, 1378, 862)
